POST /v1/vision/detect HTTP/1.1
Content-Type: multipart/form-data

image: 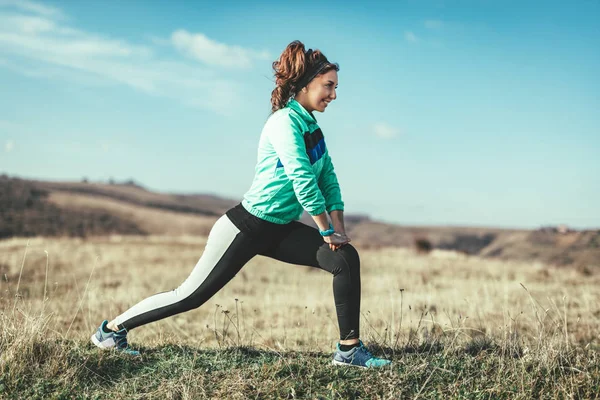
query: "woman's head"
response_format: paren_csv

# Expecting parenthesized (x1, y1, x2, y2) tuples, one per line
(270, 40, 339, 113)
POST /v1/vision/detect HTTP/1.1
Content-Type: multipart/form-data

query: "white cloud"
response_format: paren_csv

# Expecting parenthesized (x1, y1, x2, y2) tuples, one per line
(404, 31, 418, 43)
(424, 19, 444, 29)
(4, 140, 14, 152)
(147, 34, 170, 47)
(0, 0, 65, 19)
(0, 56, 111, 86)
(372, 123, 400, 139)
(171, 30, 271, 69)
(0, 1, 255, 115)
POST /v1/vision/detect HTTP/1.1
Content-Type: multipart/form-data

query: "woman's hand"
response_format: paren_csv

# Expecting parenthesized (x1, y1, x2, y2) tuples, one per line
(323, 232, 351, 251)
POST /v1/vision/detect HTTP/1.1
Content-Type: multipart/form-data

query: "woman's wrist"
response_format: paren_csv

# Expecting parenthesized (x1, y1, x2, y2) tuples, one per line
(319, 223, 335, 236)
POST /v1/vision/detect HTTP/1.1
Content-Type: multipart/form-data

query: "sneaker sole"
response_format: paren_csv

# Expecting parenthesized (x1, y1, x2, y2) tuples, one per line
(332, 359, 368, 368)
(90, 334, 115, 349)
(332, 359, 392, 368)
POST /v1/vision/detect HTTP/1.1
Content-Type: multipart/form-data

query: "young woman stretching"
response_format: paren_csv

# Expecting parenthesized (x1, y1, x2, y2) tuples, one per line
(91, 40, 391, 368)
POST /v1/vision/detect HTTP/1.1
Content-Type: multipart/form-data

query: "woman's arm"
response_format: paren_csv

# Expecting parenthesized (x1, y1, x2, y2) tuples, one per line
(316, 148, 348, 250)
(318, 152, 344, 214)
(329, 210, 346, 235)
(267, 114, 328, 217)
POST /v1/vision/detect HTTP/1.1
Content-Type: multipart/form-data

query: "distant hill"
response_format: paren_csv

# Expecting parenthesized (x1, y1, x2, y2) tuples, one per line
(1, 175, 598, 270)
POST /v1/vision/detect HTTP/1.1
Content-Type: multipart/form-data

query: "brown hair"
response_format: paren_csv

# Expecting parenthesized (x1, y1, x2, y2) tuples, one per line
(270, 40, 339, 113)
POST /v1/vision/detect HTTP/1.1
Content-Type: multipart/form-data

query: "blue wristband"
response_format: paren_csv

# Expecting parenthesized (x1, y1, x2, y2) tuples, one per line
(319, 223, 335, 236)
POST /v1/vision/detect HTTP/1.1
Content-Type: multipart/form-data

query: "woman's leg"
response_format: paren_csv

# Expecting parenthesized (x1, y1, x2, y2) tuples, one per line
(260, 222, 361, 341)
(110, 214, 261, 331)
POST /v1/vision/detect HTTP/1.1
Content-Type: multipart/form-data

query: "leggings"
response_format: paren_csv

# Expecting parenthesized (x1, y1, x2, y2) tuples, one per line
(112, 203, 361, 340)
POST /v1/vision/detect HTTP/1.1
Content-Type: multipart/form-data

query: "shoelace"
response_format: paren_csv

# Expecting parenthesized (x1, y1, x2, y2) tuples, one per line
(353, 340, 373, 358)
(360, 345, 374, 359)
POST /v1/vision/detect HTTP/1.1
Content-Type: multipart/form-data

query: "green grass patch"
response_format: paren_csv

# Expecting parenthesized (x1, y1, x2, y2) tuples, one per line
(1, 338, 598, 399)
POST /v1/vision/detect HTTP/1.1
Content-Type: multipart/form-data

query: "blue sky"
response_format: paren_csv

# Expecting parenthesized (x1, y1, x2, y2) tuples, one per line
(0, 0, 598, 229)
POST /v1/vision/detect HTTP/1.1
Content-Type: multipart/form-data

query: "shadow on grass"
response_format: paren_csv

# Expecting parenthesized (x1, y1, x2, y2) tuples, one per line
(78, 343, 333, 386)
(73, 336, 527, 387)
(368, 336, 524, 359)
(368, 341, 445, 356)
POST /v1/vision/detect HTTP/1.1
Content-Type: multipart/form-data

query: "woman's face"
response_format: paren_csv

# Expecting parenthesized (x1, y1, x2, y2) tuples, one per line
(299, 69, 338, 113)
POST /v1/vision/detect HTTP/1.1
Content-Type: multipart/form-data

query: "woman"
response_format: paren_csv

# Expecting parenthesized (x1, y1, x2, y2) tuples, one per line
(91, 40, 391, 368)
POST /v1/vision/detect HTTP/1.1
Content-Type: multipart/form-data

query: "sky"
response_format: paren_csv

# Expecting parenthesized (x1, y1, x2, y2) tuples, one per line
(0, 0, 598, 229)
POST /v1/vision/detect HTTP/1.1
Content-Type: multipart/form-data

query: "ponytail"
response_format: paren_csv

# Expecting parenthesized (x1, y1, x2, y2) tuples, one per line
(270, 40, 306, 113)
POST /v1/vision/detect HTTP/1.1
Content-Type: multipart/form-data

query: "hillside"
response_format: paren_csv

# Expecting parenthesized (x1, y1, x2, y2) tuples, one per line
(1, 175, 598, 269)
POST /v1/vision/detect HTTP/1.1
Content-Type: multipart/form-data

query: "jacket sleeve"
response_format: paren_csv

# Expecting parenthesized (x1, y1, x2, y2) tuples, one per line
(266, 113, 327, 216)
(318, 151, 345, 212)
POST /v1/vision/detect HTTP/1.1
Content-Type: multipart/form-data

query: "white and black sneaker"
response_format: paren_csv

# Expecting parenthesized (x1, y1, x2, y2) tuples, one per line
(91, 320, 140, 356)
(332, 340, 391, 368)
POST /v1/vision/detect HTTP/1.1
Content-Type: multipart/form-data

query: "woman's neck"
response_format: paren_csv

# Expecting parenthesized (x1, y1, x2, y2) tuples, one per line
(294, 94, 314, 113)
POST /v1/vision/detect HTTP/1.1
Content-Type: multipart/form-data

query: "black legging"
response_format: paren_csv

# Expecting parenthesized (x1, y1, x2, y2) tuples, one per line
(113, 203, 361, 340)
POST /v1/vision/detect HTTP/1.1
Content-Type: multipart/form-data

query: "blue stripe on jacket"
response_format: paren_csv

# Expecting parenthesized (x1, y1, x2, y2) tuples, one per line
(276, 137, 326, 168)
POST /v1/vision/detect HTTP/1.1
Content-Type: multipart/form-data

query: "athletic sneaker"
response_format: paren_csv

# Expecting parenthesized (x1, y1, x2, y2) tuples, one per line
(332, 340, 391, 368)
(91, 320, 140, 356)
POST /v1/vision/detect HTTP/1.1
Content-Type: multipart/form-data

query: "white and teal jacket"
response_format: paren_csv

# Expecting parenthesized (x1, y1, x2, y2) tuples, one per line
(242, 99, 344, 224)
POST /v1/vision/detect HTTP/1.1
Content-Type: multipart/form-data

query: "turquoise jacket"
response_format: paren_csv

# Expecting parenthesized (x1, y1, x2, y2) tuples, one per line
(242, 99, 344, 224)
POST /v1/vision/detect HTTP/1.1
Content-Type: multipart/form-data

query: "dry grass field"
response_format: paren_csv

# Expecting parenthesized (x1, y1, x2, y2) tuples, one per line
(1, 235, 598, 398)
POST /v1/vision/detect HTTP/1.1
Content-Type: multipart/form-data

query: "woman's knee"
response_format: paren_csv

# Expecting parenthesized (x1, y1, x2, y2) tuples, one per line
(328, 244, 360, 276)
(338, 244, 360, 266)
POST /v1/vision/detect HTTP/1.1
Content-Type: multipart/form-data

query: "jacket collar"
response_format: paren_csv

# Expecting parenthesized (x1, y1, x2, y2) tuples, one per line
(287, 98, 317, 124)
